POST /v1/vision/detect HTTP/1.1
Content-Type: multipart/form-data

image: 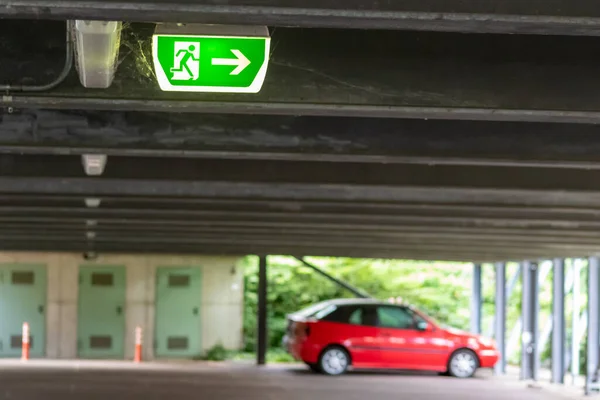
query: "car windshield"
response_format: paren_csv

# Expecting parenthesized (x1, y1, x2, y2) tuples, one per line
(411, 306, 442, 327)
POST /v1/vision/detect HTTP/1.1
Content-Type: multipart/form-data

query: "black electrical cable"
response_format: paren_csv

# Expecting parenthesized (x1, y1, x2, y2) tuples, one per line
(0, 20, 73, 92)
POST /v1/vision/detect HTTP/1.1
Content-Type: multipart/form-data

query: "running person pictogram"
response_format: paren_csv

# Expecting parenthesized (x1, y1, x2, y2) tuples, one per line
(170, 42, 200, 81)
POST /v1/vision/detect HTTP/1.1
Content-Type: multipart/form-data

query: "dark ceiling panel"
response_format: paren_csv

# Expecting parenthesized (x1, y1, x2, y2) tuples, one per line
(3, 0, 600, 35)
(4, 24, 600, 121)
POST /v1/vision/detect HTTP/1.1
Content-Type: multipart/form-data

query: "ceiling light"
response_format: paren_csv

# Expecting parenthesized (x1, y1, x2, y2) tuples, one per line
(85, 198, 101, 208)
(74, 20, 122, 88)
(81, 154, 107, 176)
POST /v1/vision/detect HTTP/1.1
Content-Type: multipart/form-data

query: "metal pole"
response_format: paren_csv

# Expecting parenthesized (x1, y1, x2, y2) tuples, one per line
(586, 257, 600, 395)
(494, 262, 506, 375)
(572, 259, 582, 382)
(521, 261, 538, 381)
(533, 263, 540, 381)
(552, 258, 566, 384)
(257, 255, 268, 366)
(294, 257, 370, 298)
(486, 264, 521, 338)
(471, 263, 482, 335)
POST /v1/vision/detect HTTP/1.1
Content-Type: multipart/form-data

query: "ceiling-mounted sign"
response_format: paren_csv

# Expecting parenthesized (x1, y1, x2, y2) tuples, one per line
(152, 24, 270, 93)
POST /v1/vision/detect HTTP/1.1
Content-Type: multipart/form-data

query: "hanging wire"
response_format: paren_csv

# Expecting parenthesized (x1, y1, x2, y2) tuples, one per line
(0, 20, 73, 92)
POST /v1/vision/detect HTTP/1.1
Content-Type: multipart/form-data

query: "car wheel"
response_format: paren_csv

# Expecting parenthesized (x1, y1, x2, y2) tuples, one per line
(319, 346, 350, 376)
(306, 363, 322, 373)
(448, 349, 478, 378)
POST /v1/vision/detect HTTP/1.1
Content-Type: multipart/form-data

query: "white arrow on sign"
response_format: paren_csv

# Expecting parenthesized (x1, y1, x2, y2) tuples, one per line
(211, 49, 251, 75)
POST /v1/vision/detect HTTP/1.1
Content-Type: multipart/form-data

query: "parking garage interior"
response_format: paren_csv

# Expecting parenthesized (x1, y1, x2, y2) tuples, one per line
(2, 0, 600, 398)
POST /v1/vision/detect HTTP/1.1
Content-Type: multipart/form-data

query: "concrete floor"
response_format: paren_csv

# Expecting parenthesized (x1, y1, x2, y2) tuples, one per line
(0, 360, 583, 400)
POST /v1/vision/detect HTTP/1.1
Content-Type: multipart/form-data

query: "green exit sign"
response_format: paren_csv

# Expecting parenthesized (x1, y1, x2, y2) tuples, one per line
(152, 24, 270, 93)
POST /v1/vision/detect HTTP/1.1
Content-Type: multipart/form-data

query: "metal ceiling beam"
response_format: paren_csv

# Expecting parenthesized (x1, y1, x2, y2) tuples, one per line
(8, 111, 600, 169)
(10, 97, 600, 124)
(5, 207, 600, 229)
(2, 228, 600, 246)
(9, 154, 600, 192)
(1, 201, 600, 221)
(3, 177, 600, 207)
(3, 0, 600, 35)
(0, 238, 588, 263)
(0, 232, 598, 256)
(4, 206, 600, 227)
(7, 26, 600, 122)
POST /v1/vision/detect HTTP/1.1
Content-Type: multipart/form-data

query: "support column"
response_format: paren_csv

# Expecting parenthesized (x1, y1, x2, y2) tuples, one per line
(521, 261, 539, 381)
(494, 262, 506, 375)
(586, 257, 600, 395)
(552, 258, 566, 384)
(572, 259, 582, 383)
(257, 255, 268, 366)
(471, 263, 482, 335)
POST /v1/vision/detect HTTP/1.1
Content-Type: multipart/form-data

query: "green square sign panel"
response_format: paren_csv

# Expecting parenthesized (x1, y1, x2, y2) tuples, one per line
(153, 35, 270, 93)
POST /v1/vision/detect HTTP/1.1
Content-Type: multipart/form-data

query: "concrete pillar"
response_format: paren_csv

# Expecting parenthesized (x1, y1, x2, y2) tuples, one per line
(551, 258, 565, 384)
(494, 262, 506, 375)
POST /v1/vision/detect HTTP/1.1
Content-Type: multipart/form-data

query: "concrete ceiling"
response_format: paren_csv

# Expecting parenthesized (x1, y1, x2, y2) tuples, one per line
(1, 11, 600, 261)
(0, 110, 600, 262)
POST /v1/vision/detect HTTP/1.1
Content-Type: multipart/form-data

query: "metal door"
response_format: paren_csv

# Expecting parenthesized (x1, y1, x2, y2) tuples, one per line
(78, 266, 126, 358)
(155, 267, 202, 358)
(0, 264, 46, 357)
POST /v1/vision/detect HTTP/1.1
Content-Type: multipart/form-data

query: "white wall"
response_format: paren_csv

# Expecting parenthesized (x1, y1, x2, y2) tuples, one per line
(0, 252, 244, 359)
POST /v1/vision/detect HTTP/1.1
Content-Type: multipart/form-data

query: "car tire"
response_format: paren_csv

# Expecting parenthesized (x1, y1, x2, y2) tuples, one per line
(306, 363, 322, 373)
(447, 349, 478, 378)
(319, 346, 350, 376)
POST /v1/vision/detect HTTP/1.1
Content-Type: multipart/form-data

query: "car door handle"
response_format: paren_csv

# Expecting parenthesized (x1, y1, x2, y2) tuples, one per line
(38, 305, 44, 314)
(116, 306, 123, 315)
(192, 307, 199, 316)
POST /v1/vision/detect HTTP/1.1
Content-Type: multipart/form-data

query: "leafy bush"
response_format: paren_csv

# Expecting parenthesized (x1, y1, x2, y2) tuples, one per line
(203, 343, 230, 361)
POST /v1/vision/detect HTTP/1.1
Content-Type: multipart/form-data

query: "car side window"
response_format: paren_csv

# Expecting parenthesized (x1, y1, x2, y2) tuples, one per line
(376, 306, 415, 329)
(320, 305, 360, 324)
(348, 308, 362, 325)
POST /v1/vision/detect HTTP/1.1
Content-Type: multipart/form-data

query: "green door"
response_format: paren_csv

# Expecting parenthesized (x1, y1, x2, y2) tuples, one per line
(155, 267, 202, 358)
(0, 264, 46, 358)
(78, 266, 126, 359)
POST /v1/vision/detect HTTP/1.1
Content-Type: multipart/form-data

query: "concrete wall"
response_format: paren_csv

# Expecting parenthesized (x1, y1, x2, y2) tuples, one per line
(0, 252, 244, 359)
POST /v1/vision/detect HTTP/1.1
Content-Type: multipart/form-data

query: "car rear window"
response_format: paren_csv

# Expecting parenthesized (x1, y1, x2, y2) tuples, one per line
(288, 301, 333, 319)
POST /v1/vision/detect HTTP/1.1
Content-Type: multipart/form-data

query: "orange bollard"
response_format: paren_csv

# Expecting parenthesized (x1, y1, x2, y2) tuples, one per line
(21, 322, 29, 361)
(134, 326, 142, 363)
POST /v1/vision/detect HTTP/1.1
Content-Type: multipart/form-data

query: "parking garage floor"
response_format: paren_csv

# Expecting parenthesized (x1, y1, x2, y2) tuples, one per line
(0, 360, 583, 400)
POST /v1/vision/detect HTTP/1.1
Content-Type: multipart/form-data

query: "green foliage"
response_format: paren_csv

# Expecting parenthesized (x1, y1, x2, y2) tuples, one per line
(242, 256, 474, 352)
(231, 350, 296, 363)
(241, 256, 588, 369)
(202, 343, 230, 361)
(267, 349, 296, 363)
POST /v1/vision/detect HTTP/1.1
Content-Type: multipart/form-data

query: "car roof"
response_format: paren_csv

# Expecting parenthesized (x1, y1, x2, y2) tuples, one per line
(322, 298, 391, 306)
(288, 298, 412, 319)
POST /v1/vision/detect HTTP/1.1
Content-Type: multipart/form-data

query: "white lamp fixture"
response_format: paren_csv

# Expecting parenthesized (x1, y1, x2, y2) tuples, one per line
(84, 198, 101, 208)
(74, 20, 122, 88)
(86, 231, 96, 240)
(81, 154, 107, 176)
(85, 219, 98, 227)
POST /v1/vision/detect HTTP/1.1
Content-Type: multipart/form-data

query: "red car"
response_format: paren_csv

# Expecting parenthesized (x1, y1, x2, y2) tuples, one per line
(284, 299, 499, 377)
